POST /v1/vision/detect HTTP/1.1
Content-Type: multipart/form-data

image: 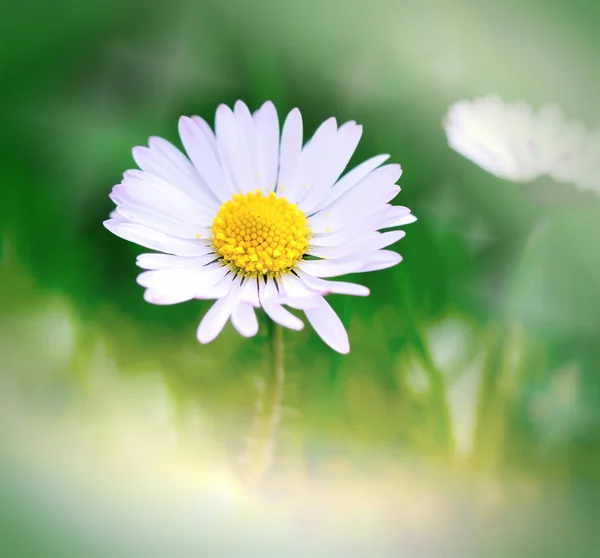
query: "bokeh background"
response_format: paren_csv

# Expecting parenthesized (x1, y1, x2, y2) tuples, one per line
(2, 0, 600, 555)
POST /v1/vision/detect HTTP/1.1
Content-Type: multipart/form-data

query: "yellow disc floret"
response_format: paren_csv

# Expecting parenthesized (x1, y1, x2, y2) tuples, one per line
(211, 190, 310, 276)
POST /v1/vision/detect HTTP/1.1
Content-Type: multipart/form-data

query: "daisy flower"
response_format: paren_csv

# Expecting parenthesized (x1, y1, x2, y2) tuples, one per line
(104, 101, 415, 353)
(443, 94, 599, 193)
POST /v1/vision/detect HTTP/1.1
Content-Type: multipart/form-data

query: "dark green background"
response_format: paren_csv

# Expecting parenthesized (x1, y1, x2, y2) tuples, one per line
(2, 0, 599, 555)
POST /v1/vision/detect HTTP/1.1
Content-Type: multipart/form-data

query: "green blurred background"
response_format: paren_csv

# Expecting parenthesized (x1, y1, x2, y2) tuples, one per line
(2, 0, 600, 555)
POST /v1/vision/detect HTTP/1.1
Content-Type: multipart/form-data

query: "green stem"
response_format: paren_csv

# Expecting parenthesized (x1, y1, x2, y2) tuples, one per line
(400, 278, 453, 453)
(245, 319, 285, 486)
(418, 335, 454, 453)
(472, 323, 505, 469)
(472, 321, 524, 471)
(471, 218, 543, 470)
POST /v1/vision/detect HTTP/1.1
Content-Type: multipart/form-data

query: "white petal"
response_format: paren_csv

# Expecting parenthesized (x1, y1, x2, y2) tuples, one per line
(297, 270, 370, 296)
(137, 265, 229, 305)
(262, 300, 305, 330)
(318, 154, 390, 209)
(259, 276, 280, 300)
(142, 289, 192, 305)
(258, 278, 304, 330)
(279, 273, 315, 298)
(296, 257, 365, 278)
(114, 171, 216, 227)
(278, 296, 321, 310)
(238, 276, 260, 307)
(309, 169, 401, 234)
(231, 302, 259, 338)
(379, 206, 417, 228)
(132, 138, 218, 208)
(309, 227, 404, 258)
(108, 210, 126, 223)
(195, 272, 235, 300)
(179, 116, 233, 202)
(141, 271, 198, 305)
(136, 251, 216, 270)
(146, 137, 215, 203)
(234, 100, 261, 184)
(191, 114, 239, 194)
(196, 276, 241, 343)
(215, 103, 259, 194)
(309, 185, 400, 234)
(332, 162, 402, 206)
(254, 101, 280, 194)
(359, 250, 403, 272)
(372, 230, 406, 249)
(311, 162, 401, 216)
(308, 232, 380, 259)
(392, 214, 417, 227)
(191, 115, 219, 158)
(286, 117, 338, 204)
(277, 108, 303, 196)
(145, 289, 186, 306)
(309, 206, 393, 247)
(310, 228, 406, 258)
(304, 297, 350, 354)
(136, 264, 224, 290)
(114, 205, 209, 240)
(350, 230, 407, 253)
(104, 219, 207, 256)
(298, 121, 363, 213)
(297, 248, 403, 278)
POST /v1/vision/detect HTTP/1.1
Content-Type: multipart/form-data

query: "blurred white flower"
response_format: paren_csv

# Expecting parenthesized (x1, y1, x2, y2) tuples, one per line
(443, 95, 600, 194)
(556, 129, 600, 194)
(105, 101, 416, 353)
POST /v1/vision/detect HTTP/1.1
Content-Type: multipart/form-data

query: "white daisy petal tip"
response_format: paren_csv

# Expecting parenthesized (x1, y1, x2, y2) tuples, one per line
(215, 103, 234, 122)
(131, 145, 145, 159)
(135, 254, 148, 269)
(304, 298, 350, 354)
(263, 299, 305, 331)
(142, 289, 175, 306)
(103, 218, 119, 232)
(338, 341, 350, 355)
(320, 284, 370, 297)
(196, 327, 217, 345)
(387, 163, 403, 182)
(177, 115, 193, 135)
(231, 303, 259, 338)
(196, 289, 239, 344)
(258, 100, 275, 111)
(147, 136, 162, 149)
(391, 213, 417, 227)
(105, 101, 414, 350)
(234, 99, 252, 114)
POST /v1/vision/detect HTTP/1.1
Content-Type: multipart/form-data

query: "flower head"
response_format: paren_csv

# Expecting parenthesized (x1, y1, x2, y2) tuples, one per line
(443, 95, 600, 193)
(105, 101, 415, 353)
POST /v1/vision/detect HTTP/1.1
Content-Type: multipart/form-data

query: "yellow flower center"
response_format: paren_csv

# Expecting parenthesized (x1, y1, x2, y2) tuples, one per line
(211, 190, 310, 276)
